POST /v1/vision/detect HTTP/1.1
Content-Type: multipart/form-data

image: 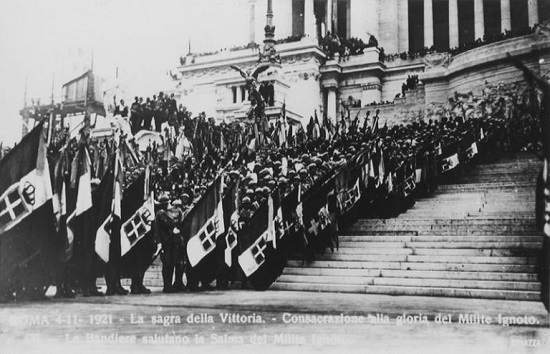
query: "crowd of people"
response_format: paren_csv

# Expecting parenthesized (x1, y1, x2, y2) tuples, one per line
(402, 75, 420, 95)
(3, 73, 542, 301)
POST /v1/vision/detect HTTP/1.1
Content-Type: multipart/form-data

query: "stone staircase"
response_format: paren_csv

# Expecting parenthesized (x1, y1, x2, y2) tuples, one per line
(271, 154, 544, 301)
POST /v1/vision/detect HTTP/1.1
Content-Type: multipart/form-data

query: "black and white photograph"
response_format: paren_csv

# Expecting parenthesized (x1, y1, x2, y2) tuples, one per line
(0, 0, 549, 353)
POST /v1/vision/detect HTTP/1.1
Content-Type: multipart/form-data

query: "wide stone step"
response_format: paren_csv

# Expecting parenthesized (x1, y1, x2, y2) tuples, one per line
(339, 234, 543, 243)
(348, 225, 538, 233)
(312, 253, 538, 265)
(282, 267, 539, 282)
(346, 228, 539, 236)
(270, 282, 366, 294)
(276, 274, 541, 292)
(363, 285, 540, 301)
(459, 172, 537, 184)
(285, 260, 538, 273)
(339, 235, 543, 243)
(270, 282, 540, 301)
(404, 241, 543, 249)
(355, 218, 536, 226)
(437, 182, 536, 191)
(467, 168, 540, 176)
(337, 241, 543, 250)
(335, 247, 538, 257)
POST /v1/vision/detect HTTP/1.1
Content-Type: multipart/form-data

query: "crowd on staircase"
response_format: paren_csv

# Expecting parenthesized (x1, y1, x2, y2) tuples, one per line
(0, 78, 544, 300)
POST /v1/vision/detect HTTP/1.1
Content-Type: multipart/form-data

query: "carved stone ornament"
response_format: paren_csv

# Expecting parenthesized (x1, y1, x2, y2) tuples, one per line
(424, 52, 451, 70)
(534, 20, 550, 41)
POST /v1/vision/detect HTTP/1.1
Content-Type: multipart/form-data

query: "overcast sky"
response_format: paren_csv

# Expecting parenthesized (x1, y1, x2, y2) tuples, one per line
(0, 0, 253, 145)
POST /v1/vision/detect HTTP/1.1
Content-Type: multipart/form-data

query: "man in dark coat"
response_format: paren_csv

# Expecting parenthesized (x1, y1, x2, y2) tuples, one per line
(155, 195, 184, 293)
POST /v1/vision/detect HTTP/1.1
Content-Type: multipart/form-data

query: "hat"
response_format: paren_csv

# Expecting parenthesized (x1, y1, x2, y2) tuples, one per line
(181, 193, 190, 200)
(299, 169, 308, 175)
(255, 187, 263, 194)
(245, 188, 254, 195)
(157, 194, 170, 204)
(242, 196, 251, 204)
(172, 199, 183, 207)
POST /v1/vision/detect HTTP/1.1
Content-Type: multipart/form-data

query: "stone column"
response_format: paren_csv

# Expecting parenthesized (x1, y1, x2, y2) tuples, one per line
(449, 0, 459, 48)
(333, 0, 338, 35)
(474, 0, 485, 40)
(501, 0, 511, 32)
(236, 86, 242, 104)
(528, 0, 539, 27)
(326, 0, 333, 34)
(327, 87, 338, 122)
(398, 0, 409, 52)
(424, 0, 434, 48)
(304, 0, 316, 39)
(249, 0, 256, 43)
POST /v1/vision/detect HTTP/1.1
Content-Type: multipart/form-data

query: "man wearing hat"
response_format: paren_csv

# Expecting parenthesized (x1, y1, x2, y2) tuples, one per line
(155, 195, 185, 293)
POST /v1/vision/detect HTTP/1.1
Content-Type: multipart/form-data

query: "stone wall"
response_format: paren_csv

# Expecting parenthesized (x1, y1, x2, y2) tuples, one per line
(421, 33, 550, 106)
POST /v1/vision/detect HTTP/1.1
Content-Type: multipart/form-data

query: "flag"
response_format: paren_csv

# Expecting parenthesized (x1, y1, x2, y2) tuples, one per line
(94, 148, 123, 263)
(52, 149, 71, 261)
(265, 191, 283, 249)
(223, 179, 239, 267)
(441, 153, 460, 172)
(184, 176, 224, 267)
(0, 125, 53, 235)
(387, 172, 394, 193)
(415, 168, 423, 184)
(0, 123, 58, 292)
(403, 172, 416, 197)
(371, 115, 379, 134)
(338, 179, 361, 214)
(120, 166, 155, 257)
(238, 199, 271, 277)
(66, 145, 94, 260)
(377, 149, 385, 187)
(465, 142, 478, 159)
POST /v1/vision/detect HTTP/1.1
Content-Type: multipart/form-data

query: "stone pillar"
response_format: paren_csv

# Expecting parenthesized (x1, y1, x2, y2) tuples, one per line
(249, 0, 256, 43)
(326, 0, 333, 34)
(327, 87, 338, 122)
(474, 0, 485, 40)
(379, 0, 399, 53)
(333, 0, 338, 35)
(424, 0, 434, 48)
(501, 0, 511, 32)
(528, 0, 539, 27)
(346, 0, 351, 39)
(304, 0, 316, 39)
(449, 0, 459, 48)
(398, 0, 409, 52)
(236, 86, 242, 104)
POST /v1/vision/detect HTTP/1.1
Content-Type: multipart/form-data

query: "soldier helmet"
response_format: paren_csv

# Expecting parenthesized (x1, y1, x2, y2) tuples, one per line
(242, 197, 251, 204)
(157, 194, 170, 205)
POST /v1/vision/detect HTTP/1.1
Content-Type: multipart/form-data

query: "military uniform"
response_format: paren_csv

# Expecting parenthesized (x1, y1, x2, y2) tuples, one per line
(155, 198, 185, 293)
